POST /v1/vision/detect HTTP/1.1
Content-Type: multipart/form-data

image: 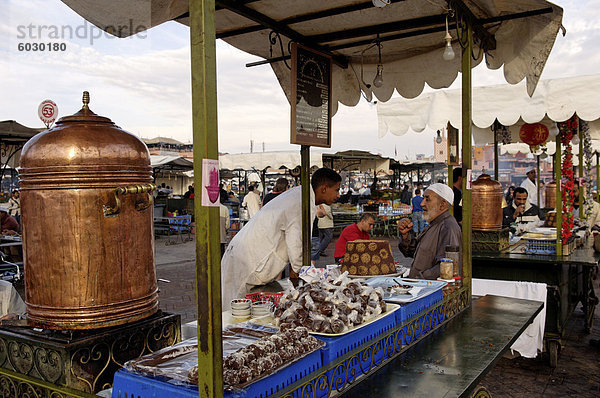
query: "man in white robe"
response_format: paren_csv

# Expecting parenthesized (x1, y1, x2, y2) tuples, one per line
(520, 168, 538, 206)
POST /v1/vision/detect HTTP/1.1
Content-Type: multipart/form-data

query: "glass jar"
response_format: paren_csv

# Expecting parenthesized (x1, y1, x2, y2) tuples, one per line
(445, 245, 460, 277)
(440, 258, 454, 279)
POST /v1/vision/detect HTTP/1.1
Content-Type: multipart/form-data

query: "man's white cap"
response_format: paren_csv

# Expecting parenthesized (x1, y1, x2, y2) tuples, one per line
(0, 206, 8, 213)
(526, 166, 536, 174)
(425, 183, 454, 205)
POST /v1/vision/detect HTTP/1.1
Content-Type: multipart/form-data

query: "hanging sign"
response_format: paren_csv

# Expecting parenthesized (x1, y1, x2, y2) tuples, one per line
(291, 43, 332, 148)
(201, 159, 220, 207)
(38, 99, 58, 128)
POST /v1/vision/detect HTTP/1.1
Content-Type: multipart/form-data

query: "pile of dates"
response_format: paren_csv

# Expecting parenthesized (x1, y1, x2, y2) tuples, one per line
(275, 275, 386, 334)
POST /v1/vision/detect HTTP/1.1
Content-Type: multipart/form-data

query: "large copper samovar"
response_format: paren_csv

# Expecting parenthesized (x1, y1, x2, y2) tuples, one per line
(545, 180, 557, 209)
(472, 173, 503, 230)
(19, 92, 158, 329)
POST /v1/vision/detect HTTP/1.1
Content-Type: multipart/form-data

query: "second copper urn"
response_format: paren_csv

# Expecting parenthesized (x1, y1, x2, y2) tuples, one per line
(19, 92, 159, 330)
(472, 173, 503, 230)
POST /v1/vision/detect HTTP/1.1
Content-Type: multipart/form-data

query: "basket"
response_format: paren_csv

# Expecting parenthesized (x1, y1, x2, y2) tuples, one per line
(112, 349, 322, 398)
(525, 238, 575, 255)
(316, 310, 397, 397)
(245, 292, 283, 306)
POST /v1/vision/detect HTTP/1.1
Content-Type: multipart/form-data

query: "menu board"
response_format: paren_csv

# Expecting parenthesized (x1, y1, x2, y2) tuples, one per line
(291, 43, 332, 147)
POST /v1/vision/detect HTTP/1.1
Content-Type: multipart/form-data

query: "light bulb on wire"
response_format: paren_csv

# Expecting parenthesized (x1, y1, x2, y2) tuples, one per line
(436, 130, 443, 144)
(372, 0, 390, 7)
(443, 13, 455, 61)
(572, 135, 580, 145)
(373, 65, 384, 88)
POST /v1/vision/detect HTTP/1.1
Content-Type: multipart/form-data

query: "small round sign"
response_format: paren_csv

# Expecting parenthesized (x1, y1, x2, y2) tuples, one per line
(38, 100, 58, 126)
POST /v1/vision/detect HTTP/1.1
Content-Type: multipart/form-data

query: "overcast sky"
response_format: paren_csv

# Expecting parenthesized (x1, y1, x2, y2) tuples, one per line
(1, 0, 599, 159)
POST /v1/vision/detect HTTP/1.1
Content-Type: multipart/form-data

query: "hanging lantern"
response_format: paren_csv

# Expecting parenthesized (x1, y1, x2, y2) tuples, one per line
(519, 123, 549, 152)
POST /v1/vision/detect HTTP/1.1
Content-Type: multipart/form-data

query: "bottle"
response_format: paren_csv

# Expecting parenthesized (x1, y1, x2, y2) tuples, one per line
(445, 245, 460, 277)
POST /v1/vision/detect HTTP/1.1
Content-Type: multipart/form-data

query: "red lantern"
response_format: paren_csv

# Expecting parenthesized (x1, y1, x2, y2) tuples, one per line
(519, 123, 549, 147)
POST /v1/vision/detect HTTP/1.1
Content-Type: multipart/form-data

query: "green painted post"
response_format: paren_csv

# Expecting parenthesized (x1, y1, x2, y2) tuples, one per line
(301, 145, 311, 267)
(189, 0, 223, 396)
(596, 153, 599, 203)
(493, 120, 499, 181)
(461, 23, 473, 293)
(578, 118, 584, 219)
(556, 135, 562, 256)
(536, 155, 540, 207)
(448, 165, 453, 216)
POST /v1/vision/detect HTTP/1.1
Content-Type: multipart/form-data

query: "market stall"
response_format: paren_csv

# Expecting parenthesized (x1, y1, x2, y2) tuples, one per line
(377, 74, 600, 367)
(0, 0, 565, 397)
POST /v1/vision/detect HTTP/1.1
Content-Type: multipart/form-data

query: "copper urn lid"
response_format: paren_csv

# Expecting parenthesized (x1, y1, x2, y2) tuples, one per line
(472, 173, 503, 231)
(19, 92, 158, 330)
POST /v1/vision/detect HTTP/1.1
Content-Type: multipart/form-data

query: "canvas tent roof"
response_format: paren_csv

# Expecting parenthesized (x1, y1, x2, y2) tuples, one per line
(62, 0, 563, 113)
(377, 74, 600, 145)
(219, 151, 323, 170)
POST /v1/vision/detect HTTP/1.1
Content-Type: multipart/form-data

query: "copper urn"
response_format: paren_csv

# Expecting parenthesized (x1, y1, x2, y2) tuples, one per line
(19, 92, 159, 330)
(545, 181, 557, 209)
(472, 173, 503, 230)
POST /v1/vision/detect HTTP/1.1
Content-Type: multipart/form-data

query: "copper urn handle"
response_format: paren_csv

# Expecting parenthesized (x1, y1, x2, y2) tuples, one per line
(103, 183, 157, 217)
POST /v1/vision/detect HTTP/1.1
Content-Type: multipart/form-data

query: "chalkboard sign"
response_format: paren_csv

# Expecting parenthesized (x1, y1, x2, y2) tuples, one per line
(291, 43, 332, 147)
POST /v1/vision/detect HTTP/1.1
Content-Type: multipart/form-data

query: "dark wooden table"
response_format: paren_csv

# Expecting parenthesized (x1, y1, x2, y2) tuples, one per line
(472, 244, 599, 367)
(343, 295, 543, 398)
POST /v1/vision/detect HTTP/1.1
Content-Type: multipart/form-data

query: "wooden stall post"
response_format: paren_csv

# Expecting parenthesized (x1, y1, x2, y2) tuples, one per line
(578, 117, 584, 219)
(461, 23, 473, 293)
(493, 120, 499, 181)
(536, 155, 541, 208)
(596, 152, 599, 203)
(301, 145, 311, 268)
(556, 135, 562, 256)
(189, 0, 223, 396)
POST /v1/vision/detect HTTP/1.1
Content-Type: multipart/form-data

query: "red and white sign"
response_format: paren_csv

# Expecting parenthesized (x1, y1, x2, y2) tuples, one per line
(38, 100, 58, 126)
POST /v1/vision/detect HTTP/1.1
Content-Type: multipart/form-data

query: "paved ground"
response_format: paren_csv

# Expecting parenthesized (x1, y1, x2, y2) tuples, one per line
(154, 234, 600, 397)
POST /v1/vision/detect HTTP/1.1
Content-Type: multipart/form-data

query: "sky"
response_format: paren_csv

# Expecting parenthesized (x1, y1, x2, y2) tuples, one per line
(1, 0, 599, 159)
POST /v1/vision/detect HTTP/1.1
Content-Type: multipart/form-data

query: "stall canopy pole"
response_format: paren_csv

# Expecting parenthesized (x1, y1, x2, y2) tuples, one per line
(596, 153, 599, 203)
(493, 120, 499, 181)
(536, 155, 540, 208)
(461, 22, 473, 294)
(556, 135, 562, 256)
(578, 117, 584, 219)
(189, 0, 223, 395)
(301, 145, 311, 267)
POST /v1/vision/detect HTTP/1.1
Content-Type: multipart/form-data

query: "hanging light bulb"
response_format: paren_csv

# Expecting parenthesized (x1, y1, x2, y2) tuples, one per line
(540, 149, 548, 160)
(373, 35, 384, 88)
(372, 0, 390, 8)
(572, 135, 580, 145)
(436, 130, 443, 144)
(443, 13, 455, 61)
(373, 65, 384, 88)
(549, 123, 559, 137)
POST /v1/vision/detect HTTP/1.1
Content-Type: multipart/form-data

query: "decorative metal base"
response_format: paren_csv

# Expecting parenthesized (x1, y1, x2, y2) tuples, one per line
(472, 228, 510, 252)
(278, 287, 470, 398)
(0, 311, 180, 395)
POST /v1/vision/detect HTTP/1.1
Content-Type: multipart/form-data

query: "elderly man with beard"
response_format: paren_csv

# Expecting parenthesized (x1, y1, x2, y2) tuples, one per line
(397, 183, 462, 280)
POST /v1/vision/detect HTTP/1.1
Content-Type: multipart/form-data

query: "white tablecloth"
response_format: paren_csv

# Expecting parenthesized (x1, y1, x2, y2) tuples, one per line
(472, 278, 547, 358)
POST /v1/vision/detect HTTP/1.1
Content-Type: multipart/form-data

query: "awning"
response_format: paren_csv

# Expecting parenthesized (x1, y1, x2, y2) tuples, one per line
(150, 155, 194, 171)
(219, 151, 323, 171)
(61, 0, 563, 113)
(377, 74, 600, 144)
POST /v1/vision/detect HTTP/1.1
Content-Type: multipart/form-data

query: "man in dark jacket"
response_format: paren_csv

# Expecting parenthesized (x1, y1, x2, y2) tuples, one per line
(397, 183, 461, 280)
(400, 185, 411, 205)
(502, 187, 541, 227)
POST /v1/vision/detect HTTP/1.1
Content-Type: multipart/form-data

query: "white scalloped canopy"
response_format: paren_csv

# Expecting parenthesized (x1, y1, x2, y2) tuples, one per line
(219, 151, 323, 170)
(377, 74, 600, 144)
(61, 0, 563, 114)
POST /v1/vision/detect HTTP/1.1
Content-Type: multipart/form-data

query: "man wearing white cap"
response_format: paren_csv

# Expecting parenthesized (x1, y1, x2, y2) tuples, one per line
(520, 168, 538, 206)
(397, 183, 462, 280)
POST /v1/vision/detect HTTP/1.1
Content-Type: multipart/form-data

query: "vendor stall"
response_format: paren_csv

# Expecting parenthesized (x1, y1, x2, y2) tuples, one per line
(0, 0, 565, 397)
(377, 74, 600, 367)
